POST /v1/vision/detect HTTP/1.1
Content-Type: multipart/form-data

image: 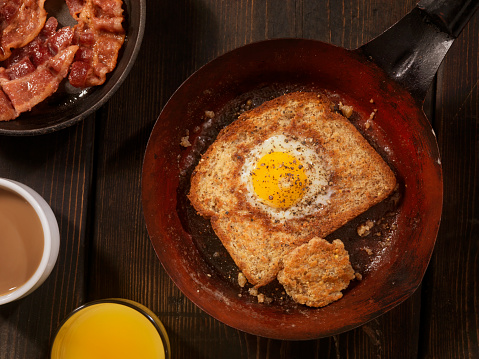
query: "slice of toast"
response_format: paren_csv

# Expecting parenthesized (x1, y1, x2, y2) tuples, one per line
(210, 213, 306, 287)
(189, 91, 396, 288)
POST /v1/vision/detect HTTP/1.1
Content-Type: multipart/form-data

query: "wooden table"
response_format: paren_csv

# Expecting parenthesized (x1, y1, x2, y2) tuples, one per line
(1, 0, 478, 358)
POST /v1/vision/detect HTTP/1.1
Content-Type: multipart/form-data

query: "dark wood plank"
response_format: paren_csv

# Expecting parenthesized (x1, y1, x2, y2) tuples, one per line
(419, 8, 479, 358)
(88, 1, 426, 359)
(301, 1, 425, 358)
(3, 0, 476, 358)
(0, 120, 95, 359)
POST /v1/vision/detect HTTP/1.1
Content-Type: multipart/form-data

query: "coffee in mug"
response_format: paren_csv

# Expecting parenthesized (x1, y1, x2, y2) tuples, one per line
(0, 187, 45, 296)
(0, 178, 60, 305)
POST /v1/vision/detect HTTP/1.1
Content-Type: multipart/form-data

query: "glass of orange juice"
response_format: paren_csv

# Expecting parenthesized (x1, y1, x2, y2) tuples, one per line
(51, 299, 170, 359)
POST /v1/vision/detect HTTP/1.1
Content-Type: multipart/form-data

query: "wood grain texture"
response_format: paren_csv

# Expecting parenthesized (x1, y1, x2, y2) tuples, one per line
(0, 0, 478, 358)
(89, 0, 425, 358)
(0, 121, 95, 359)
(419, 9, 479, 359)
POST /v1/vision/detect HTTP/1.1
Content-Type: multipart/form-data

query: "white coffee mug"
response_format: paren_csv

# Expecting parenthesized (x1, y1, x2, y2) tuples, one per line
(0, 178, 60, 305)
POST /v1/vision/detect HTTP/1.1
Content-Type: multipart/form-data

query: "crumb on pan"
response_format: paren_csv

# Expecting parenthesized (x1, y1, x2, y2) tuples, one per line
(238, 272, 247, 288)
(368, 109, 378, 121)
(362, 247, 373, 255)
(205, 110, 215, 118)
(247, 287, 272, 304)
(180, 129, 191, 147)
(357, 220, 375, 237)
(338, 101, 354, 118)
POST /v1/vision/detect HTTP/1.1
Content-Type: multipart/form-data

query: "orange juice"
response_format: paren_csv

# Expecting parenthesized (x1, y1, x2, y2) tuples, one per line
(51, 299, 170, 359)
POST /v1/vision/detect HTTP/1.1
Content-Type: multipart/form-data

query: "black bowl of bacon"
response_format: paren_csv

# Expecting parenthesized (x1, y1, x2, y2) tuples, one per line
(0, 0, 145, 135)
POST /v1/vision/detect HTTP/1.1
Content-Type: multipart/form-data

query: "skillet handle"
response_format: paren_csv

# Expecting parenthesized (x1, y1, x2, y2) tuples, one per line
(417, 0, 479, 37)
(358, 0, 479, 103)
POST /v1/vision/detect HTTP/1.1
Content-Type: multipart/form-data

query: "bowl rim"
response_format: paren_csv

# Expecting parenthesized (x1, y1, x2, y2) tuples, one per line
(0, 0, 147, 136)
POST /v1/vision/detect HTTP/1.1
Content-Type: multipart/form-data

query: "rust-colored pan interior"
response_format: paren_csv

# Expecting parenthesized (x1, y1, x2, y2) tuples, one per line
(142, 36, 443, 339)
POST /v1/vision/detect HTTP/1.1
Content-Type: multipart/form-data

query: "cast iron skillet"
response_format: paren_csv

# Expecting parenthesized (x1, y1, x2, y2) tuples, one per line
(142, 0, 478, 339)
(0, 0, 146, 136)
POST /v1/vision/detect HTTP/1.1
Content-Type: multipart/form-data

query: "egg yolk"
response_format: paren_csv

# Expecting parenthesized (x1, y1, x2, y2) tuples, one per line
(251, 152, 308, 209)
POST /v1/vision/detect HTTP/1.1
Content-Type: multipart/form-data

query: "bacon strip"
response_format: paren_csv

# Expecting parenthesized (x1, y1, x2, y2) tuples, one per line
(0, 45, 78, 114)
(0, 17, 77, 121)
(0, 0, 126, 121)
(0, 0, 47, 61)
(0, 88, 15, 121)
(66, 0, 125, 88)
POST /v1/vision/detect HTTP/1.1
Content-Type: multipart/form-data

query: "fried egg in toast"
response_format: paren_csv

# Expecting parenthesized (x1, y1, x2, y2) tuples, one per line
(188, 91, 396, 299)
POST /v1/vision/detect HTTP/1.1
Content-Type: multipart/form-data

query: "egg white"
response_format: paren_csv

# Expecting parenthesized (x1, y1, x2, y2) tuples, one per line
(240, 134, 332, 221)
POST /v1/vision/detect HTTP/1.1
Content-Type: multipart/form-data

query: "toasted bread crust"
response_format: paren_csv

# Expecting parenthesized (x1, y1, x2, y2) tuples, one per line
(211, 213, 309, 287)
(188, 91, 396, 288)
(277, 238, 355, 307)
(189, 92, 396, 234)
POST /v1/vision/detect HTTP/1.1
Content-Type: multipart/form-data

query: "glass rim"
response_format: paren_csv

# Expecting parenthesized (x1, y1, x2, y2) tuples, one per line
(50, 298, 171, 359)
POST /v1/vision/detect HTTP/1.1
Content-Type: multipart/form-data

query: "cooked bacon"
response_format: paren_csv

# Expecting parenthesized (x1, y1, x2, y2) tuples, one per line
(0, 0, 126, 121)
(0, 88, 15, 121)
(64, 0, 83, 17)
(0, 45, 78, 115)
(0, 0, 47, 61)
(5, 57, 35, 79)
(3, 17, 74, 70)
(66, 0, 125, 88)
(0, 17, 77, 121)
